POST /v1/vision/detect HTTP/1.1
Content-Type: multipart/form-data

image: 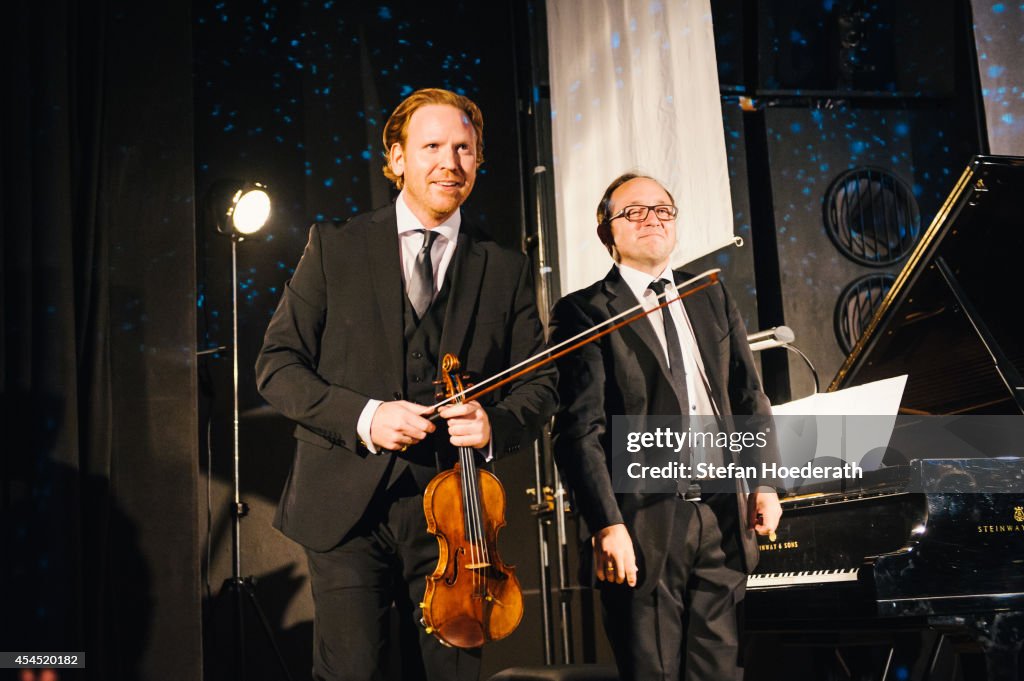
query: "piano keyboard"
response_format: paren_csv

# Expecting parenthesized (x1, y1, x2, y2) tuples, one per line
(747, 569, 859, 589)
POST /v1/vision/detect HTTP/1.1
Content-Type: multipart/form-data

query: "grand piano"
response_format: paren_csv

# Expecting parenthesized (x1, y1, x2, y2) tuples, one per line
(745, 156, 1024, 681)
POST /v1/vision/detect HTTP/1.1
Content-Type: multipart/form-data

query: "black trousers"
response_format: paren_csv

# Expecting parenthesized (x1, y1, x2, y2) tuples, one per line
(600, 498, 747, 681)
(304, 470, 481, 681)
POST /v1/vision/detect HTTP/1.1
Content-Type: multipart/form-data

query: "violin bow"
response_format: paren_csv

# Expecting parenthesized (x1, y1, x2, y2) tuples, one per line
(429, 268, 722, 413)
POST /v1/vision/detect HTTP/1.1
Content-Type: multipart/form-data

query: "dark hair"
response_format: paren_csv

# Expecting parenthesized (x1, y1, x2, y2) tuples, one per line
(381, 88, 485, 189)
(595, 173, 676, 257)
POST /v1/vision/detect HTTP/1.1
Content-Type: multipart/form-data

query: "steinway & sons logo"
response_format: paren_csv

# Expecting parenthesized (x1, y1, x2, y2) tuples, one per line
(976, 505, 1024, 534)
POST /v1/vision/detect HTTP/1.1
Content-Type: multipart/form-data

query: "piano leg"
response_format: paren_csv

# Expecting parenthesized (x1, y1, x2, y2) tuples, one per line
(881, 631, 939, 681)
(928, 612, 1023, 681)
(744, 629, 942, 681)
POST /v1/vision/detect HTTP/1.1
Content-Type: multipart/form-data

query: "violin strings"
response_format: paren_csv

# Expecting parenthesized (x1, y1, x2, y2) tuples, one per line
(450, 390, 475, 594)
(458, 444, 478, 591)
(470, 447, 486, 594)
(454, 386, 484, 595)
(462, 444, 485, 596)
(430, 269, 722, 410)
(461, 445, 476, 588)
(472, 452, 489, 573)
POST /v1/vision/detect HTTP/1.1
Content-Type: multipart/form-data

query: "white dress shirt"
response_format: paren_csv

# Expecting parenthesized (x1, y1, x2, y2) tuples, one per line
(616, 263, 719, 417)
(357, 192, 481, 456)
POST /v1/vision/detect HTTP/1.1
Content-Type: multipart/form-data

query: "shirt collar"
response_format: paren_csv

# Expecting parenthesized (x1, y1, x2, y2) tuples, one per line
(395, 190, 461, 244)
(617, 262, 674, 303)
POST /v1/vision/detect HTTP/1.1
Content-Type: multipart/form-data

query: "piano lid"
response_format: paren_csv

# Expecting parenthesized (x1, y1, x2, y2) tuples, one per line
(829, 155, 1024, 415)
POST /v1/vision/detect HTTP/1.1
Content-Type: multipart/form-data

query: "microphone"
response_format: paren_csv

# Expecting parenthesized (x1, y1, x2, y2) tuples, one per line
(747, 326, 820, 393)
(747, 326, 795, 352)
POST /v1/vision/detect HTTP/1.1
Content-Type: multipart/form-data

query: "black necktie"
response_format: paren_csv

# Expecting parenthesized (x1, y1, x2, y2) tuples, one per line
(649, 278, 699, 499)
(648, 279, 687, 385)
(408, 229, 439, 318)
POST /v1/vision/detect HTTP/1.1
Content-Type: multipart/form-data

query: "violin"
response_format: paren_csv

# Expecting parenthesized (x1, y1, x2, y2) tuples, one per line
(420, 353, 523, 649)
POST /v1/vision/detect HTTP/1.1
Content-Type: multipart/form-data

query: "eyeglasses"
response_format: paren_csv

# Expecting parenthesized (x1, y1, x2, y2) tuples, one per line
(607, 204, 678, 223)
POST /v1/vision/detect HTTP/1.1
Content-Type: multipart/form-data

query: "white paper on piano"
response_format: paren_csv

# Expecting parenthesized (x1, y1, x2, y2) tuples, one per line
(769, 375, 908, 473)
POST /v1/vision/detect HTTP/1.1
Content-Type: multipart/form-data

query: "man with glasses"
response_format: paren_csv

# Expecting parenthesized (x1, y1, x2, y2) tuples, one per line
(550, 173, 782, 680)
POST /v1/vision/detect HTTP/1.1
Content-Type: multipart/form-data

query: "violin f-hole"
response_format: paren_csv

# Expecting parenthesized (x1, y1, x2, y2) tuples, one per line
(444, 547, 463, 586)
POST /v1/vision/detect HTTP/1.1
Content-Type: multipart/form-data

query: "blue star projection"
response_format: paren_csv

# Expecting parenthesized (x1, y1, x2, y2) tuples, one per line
(704, 0, 981, 395)
(193, 0, 987, 404)
(193, 1, 523, 398)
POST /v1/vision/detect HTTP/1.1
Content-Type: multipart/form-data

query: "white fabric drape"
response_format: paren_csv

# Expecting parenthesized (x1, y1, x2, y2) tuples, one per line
(969, 0, 1024, 156)
(546, 0, 735, 294)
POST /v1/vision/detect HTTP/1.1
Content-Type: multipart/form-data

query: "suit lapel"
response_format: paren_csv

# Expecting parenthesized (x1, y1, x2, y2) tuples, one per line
(366, 205, 404, 387)
(603, 267, 677, 395)
(678, 270, 726, 406)
(438, 229, 486, 367)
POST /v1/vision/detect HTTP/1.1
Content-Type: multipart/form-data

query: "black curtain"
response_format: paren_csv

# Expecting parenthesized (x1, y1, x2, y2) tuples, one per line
(2, 2, 202, 679)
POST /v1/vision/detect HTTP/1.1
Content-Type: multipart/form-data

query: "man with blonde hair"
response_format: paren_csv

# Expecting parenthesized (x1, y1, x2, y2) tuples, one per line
(257, 88, 556, 681)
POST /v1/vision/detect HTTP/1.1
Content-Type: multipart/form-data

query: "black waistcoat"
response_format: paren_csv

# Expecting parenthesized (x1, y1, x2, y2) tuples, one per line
(388, 276, 454, 488)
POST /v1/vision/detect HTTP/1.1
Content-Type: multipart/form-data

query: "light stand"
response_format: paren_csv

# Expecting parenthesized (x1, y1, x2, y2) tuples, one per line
(211, 182, 293, 681)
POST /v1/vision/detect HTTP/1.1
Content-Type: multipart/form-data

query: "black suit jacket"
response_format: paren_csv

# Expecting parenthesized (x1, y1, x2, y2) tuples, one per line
(256, 203, 557, 551)
(550, 266, 780, 596)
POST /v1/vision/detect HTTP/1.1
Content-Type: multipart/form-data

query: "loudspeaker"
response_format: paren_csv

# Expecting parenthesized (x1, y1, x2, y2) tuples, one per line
(756, 0, 954, 95)
(764, 106, 926, 398)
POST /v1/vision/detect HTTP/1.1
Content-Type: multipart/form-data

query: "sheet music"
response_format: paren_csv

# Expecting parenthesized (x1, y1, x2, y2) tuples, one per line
(770, 375, 908, 471)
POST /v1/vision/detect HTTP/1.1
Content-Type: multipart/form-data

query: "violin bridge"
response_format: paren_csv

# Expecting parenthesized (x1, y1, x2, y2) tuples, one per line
(464, 562, 492, 570)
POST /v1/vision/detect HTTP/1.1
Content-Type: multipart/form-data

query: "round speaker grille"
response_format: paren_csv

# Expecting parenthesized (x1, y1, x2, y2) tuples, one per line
(834, 273, 896, 353)
(824, 167, 920, 266)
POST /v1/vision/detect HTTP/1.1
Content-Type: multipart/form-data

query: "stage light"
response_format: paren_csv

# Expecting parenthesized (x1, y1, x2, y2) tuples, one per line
(202, 177, 289, 677)
(210, 180, 271, 238)
(230, 185, 271, 235)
